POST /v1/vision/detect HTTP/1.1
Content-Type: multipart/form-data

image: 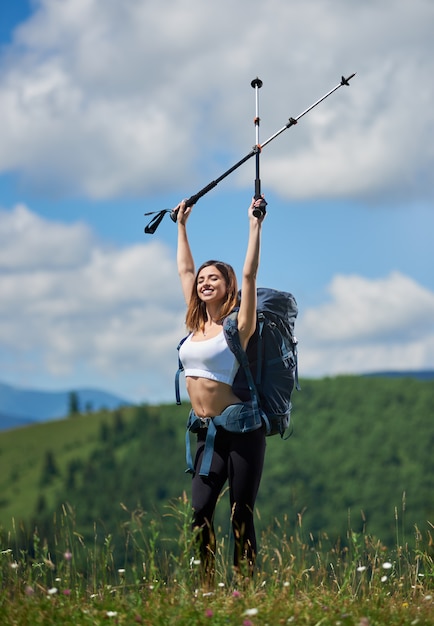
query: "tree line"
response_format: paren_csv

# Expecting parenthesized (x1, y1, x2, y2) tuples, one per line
(13, 376, 434, 568)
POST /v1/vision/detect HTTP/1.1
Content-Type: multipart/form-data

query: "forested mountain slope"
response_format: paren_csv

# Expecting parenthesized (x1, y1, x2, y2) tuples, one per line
(1, 376, 432, 564)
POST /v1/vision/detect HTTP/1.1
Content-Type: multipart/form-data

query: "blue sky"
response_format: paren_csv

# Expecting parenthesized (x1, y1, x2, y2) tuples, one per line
(0, 0, 433, 404)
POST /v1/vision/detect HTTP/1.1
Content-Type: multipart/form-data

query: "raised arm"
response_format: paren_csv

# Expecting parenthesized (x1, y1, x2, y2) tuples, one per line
(176, 200, 196, 305)
(237, 198, 265, 350)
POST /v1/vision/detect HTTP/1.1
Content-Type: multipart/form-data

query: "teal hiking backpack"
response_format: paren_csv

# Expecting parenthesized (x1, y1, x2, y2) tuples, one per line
(223, 287, 299, 438)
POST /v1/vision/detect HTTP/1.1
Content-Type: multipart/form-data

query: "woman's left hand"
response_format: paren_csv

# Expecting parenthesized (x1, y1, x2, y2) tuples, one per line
(249, 196, 267, 222)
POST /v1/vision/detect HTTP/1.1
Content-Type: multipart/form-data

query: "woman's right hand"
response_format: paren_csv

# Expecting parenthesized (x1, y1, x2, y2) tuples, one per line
(174, 199, 193, 226)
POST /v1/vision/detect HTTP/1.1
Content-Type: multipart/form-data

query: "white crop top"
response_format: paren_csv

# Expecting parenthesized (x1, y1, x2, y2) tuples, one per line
(179, 330, 240, 385)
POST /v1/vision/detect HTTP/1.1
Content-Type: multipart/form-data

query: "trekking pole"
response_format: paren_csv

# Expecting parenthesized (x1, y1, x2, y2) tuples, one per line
(144, 73, 355, 234)
(260, 73, 356, 150)
(251, 77, 267, 218)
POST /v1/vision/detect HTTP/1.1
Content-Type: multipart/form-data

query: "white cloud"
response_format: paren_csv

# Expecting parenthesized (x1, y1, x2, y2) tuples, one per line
(0, 205, 186, 402)
(0, 204, 93, 270)
(1, 205, 433, 402)
(298, 272, 434, 376)
(0, 0, 433, 202)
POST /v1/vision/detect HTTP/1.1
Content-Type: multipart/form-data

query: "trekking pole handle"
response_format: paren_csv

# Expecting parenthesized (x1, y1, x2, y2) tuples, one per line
(169, 186, 214, 222)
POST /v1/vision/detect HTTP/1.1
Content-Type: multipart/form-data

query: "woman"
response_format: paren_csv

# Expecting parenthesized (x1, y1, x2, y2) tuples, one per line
(175, 196, 266, 579)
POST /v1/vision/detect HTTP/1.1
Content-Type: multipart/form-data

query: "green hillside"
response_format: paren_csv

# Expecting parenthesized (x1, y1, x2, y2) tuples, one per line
(1, 376, 433, 568)
(0, 404, 186, 529)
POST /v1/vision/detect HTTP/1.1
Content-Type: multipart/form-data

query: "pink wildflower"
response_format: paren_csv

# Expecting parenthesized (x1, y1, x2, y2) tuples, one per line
(205, 608, 213, 618)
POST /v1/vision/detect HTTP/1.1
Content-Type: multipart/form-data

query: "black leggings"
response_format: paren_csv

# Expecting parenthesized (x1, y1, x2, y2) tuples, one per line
(191, 425, 266, 572)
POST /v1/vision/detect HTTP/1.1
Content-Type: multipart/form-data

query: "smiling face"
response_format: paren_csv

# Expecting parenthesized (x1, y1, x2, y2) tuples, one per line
(196, 265, 228, 305)
(185, 260, 238, 331)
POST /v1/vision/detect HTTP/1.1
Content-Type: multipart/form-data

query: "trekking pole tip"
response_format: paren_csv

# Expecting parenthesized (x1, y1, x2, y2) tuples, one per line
(251, 77, 263, 89)
(341, 73, 356, 86)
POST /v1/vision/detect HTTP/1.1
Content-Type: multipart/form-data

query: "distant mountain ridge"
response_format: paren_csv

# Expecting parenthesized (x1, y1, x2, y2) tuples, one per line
(1, 371, 433, 432)
(0, 381, 132, 431)
(363, 370, 434, 381)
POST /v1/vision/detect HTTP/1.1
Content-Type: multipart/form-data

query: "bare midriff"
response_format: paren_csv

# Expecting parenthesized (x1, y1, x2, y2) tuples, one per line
(186, 377, 241, 418)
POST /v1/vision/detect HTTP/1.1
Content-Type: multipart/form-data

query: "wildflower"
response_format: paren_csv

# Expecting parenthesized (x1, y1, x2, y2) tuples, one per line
(63, 550, 72, 561)
(243, 621, 253, 626)
(232, 590, 241, 597)
(106, 611, 118, 618)
(48, 587, 58, 595)
(25, 585, 34, 596)
(243, 608, 258, 617)
(218, 582, 225, 588)
(382, 562, 392, 570)
(10, 561, 19, 570)
(424, 595, 432, 601)
(357, 566, 367, 572)
(283, 581, 290, 587)
(118, 568, 126, 575)
(381, 575, 388, 582)
(62, 589, 71, 596)
(205, 608, 213, 618)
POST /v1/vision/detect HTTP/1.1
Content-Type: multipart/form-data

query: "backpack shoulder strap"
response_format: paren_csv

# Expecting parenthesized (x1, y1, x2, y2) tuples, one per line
(175, 334, 190, 405)
(293, 336, 301, 392)
(223, 312, 261, 411)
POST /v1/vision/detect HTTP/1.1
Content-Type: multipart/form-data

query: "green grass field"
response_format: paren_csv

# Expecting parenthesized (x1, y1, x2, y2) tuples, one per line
(0, 499, 433, 625)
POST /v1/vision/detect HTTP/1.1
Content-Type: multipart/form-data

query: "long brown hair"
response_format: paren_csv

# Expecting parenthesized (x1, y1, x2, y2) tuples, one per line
(185, 260, 238, 332)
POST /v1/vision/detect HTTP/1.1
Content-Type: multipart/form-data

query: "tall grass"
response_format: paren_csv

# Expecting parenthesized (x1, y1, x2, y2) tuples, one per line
(0, 497, 433, 625)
